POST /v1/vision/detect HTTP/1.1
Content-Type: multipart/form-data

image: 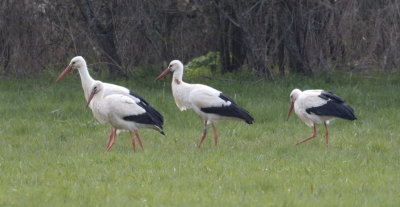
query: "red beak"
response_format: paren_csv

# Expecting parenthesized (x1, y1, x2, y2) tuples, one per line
(155, 68, 172, 81)
(86, 89, 96, 108)
(56, 65, 74, 82)
(286, 101, 294, 121)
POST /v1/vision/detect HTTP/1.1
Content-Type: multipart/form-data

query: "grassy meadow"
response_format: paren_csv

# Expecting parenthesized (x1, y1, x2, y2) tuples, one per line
(0, 70, 399, 206)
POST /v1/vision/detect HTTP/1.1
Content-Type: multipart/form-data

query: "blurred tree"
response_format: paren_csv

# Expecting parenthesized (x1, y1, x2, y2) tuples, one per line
(0, 0, 399, 77)
(74, 0, 126, 79)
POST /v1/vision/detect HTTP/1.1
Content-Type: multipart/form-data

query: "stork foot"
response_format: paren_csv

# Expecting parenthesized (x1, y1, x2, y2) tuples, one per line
(295, 125, 317, 145)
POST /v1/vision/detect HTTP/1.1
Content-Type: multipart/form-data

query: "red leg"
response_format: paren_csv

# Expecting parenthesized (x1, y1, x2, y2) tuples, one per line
(105, 127, 114, 149)
(197, 120, 208, 148)
(129, 131, 136, 152)
(295, 124, 317, 145)
(211, 124, 218, 146)
(134, 130, 144, 149)
(324, 122, 329, 146)
(106, 128, 117, 151)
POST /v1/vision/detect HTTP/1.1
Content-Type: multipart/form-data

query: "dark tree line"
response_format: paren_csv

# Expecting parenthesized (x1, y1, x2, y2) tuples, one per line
(0, 0, 399, 78)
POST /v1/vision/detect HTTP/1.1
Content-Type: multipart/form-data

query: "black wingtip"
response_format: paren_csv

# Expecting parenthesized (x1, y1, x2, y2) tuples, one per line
(246, 120, 254, 124)
(243, 113, 254, 124)
(160, 131, 165, 136)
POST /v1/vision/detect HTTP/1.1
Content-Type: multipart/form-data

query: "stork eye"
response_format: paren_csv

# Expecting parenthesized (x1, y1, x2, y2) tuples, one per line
(72, 61, 76, 65)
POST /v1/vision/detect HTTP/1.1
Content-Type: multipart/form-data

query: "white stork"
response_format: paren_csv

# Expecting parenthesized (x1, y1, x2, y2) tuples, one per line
(56, 56, 164, 150)
(155, 60, 254, 148)
(86, 81, 165, 151)
(286, 89, 357, 146)
(56, 56, 134, 106)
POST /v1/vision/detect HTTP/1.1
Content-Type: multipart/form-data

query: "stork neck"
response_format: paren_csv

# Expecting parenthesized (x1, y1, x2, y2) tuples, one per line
(78, 66, 95, 100)
(93, 87, 104, 104)
(172, 70, 183, 84)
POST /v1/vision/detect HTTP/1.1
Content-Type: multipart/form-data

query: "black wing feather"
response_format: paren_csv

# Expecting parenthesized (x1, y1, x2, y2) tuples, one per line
(129, 91, 149, 105)
(318, 91, 345, 103)
(123, 113, 154, 125)
(125, 90, 164, 130)
(200, 93, 254, 124)
(306, 92, 357, 120)
(219, 93, 237, 105)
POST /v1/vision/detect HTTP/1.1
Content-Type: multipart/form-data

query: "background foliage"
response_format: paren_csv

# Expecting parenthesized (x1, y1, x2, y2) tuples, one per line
(1, 0, 399, 77)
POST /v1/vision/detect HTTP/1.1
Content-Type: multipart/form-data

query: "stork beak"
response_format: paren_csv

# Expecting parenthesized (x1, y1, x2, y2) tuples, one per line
(86, 89, 96, 108)
(155, 68, 172, 81)
(286, 101, 294, 121)
(56, 65, 73, 82)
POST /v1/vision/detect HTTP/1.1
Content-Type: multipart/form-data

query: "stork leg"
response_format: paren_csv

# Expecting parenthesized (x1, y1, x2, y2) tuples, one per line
(106, 128, 117, 151)
(105, 127, 114, 150)
(129, 131, 136, 152)
(295, 124, 317, 145)
(197, 120, 208, 148)
(324, 122, 329, 146)
(134, 130, 144, 150)
(211, 124, 218, 146)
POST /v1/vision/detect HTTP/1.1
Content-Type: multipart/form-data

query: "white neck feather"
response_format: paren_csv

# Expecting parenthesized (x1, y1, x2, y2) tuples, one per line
(78, 65, 95, 101)
(172, 69, 183, 83)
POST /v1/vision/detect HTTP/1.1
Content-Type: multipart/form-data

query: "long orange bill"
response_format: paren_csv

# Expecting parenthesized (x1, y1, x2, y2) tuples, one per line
(155, 68, 171, 81)
(286, 101, 294, 121)
(86, 89, 96, 108)
(56, 65, 73, 82)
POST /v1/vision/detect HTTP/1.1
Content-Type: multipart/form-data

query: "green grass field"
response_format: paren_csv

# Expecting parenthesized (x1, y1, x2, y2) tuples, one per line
(0, 71, 399, 206)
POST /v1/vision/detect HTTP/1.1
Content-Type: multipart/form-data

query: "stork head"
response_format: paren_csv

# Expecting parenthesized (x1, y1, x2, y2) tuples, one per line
(286, 89, 302, 120)
(56, 56, 86, 82)
(155, 60, 184, 81)
(86, 81, 104, 108)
